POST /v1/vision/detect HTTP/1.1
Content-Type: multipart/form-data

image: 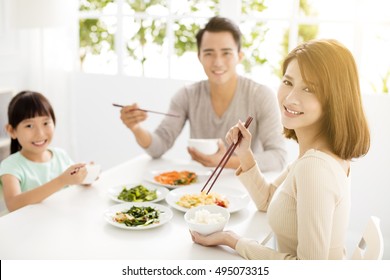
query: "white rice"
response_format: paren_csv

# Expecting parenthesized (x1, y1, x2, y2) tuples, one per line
(190, 209, 226, 224)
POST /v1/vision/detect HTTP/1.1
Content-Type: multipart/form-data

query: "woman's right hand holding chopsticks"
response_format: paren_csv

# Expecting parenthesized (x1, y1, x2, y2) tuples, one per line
(226, 120, 256, 172)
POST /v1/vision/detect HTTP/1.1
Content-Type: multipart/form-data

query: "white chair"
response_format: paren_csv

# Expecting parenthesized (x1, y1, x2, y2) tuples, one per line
(351, 216, 384, 260)
(260, 231, 277, 250)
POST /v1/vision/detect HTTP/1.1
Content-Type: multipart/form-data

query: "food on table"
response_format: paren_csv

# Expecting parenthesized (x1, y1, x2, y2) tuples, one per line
(154, 170, 197, 186)
(177, 191, 229, 208)
(117, 184, 157, 202)
(113, 206, 160, 227)
(189, 209, 226, 225)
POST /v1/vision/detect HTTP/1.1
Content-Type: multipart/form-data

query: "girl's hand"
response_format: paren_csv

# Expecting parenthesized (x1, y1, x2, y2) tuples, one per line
(58, 163, 87, 186)
(225, 121, 252, 156)
(120, 103, 147, 131)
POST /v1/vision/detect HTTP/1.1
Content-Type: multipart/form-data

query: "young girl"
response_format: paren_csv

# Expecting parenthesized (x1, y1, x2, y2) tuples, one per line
(190, 39, 371, 259)
(0, 91, 88, 212)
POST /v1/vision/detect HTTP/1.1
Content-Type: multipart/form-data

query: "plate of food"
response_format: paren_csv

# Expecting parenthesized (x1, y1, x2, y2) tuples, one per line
(107, 183, 169, 203)
(145, 169, 211, 189)
(103, 202, 173, 230)
(165, 185, 250, 213)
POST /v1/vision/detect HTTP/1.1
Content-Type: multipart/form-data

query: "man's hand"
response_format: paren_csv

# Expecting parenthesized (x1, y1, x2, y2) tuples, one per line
(120, 103, 147, 131)
(187, 139, 239, 169)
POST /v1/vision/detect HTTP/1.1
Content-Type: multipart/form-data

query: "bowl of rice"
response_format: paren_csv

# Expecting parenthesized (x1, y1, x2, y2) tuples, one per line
(184, 205, 230, 235)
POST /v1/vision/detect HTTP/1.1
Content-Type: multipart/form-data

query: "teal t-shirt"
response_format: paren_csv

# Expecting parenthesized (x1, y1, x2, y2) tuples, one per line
(0, 147, 73, 192)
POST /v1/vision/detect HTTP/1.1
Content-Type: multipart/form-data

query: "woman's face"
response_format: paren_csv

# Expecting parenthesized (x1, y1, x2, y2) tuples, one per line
(277, 59, 323, 136)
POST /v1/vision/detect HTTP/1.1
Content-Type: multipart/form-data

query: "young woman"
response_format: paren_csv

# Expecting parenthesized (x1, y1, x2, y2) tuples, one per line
(190, 39, 370, 260)
(0, 91, 89, 212)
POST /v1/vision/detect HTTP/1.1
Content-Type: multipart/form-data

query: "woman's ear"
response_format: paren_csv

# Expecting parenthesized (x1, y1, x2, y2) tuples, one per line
(5, 124, 16, 139)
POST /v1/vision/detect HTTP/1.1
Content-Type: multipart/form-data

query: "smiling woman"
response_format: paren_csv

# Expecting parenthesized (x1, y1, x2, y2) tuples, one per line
(190, 39, 371, 260)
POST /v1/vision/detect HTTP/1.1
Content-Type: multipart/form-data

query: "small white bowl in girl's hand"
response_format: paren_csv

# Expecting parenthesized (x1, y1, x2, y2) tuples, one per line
(82, 164, 101, 184)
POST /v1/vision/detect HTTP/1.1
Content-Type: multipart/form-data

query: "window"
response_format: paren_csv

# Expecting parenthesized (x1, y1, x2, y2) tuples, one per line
(79, 0, 390, 93)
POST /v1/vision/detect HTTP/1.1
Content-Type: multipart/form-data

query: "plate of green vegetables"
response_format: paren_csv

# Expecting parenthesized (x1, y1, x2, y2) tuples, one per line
(108, 183, 169, 203)
(104, 202, 173, 230)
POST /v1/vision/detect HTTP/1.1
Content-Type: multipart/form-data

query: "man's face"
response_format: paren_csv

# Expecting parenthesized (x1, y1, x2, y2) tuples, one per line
(198, 31, 243, 86)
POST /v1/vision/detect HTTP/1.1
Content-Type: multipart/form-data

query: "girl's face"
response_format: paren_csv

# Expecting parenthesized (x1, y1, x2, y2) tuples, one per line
(9, 115, 55, 158)
(277, 59, 323, 136)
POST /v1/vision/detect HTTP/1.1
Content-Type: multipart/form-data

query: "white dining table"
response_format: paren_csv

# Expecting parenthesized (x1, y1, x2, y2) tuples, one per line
(0, 155, 278, 260)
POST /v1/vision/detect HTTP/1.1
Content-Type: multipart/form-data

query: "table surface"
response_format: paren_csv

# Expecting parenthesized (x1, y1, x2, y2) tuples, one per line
(0, 155, 277, 260)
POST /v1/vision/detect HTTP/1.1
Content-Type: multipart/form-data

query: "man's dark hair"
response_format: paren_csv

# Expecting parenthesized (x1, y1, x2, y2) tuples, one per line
(196, 16, 242, 54)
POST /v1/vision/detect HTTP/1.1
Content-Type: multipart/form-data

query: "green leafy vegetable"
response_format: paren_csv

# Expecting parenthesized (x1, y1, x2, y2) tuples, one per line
(117, 185, 157, 202)
(114, 206, 160, 227)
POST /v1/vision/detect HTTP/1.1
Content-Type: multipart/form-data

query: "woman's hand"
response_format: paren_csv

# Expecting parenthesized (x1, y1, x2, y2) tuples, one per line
(120, 103, 147, 131)
(190, 230, 240, 249)
(225, 121, 252, 156)
(226, 121, 256, 171)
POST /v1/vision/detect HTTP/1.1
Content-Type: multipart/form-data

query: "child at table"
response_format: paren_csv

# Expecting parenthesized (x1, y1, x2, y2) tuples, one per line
(190, 39, 370, 259)
(0, 91, 89, 212)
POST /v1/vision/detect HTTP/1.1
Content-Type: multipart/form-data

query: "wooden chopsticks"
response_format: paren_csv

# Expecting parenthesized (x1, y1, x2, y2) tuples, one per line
(112, 103, 180, 118)
(201, 116, 254, 194)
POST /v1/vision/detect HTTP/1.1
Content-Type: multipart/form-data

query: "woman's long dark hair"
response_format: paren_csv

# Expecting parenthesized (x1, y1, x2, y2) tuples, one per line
(8, 91, 56, 154)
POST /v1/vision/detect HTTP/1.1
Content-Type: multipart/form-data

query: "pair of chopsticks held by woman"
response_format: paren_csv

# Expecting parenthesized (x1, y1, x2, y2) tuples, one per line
(119, 16, 370, 260)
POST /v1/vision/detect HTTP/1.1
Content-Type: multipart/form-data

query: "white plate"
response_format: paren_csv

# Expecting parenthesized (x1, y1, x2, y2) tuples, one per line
(103, 202, 173, 230)
(165, 185, 250, 213)
(107, 183, 169, 203)
(145, 169, 212, 189)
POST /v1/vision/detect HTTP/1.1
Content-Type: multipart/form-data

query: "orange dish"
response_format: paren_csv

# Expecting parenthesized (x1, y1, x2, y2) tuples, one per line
(177, 191, 229, 208)
(154, 171, 197, 186)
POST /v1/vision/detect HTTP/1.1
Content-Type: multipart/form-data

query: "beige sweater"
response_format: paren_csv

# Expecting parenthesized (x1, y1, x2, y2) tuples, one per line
(235, 149, 350, 259)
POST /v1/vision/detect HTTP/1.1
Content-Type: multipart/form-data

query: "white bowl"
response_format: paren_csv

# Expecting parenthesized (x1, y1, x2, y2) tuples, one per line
(184, 205, 230, 235)
(188, 138, 219, 155)
(82, 164, 101, 184)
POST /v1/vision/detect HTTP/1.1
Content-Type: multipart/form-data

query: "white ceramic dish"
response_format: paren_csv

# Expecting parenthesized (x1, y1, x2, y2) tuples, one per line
(107, 183, 169, 203)
(103, 202, 173, 230)
(184, 205, 230, 235)
(188, 138, 219, 155)
(165, 185, 250, 213)
(145, 169, 212, 189)
(82, 164, 101, 184)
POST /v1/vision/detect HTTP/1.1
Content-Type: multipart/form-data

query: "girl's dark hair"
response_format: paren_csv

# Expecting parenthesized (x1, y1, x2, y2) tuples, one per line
(8, 91, 56, 154)
(196, 16, 242, 54)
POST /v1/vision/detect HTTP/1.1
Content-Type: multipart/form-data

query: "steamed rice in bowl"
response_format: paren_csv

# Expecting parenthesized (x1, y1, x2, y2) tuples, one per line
(189, 209, 226, 224)
(184, 205, 230, 235)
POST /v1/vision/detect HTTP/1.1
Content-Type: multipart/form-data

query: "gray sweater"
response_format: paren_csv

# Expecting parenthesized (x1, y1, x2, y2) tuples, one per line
(146, 76, 287, 172)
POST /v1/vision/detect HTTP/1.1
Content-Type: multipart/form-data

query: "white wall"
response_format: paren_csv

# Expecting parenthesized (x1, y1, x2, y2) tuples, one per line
(69, 73, 192, 169)
(347, 94, 390, 258)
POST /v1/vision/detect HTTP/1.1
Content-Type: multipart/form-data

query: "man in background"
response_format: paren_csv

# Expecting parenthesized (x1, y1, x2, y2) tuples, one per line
(119, 16, 286, 171)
